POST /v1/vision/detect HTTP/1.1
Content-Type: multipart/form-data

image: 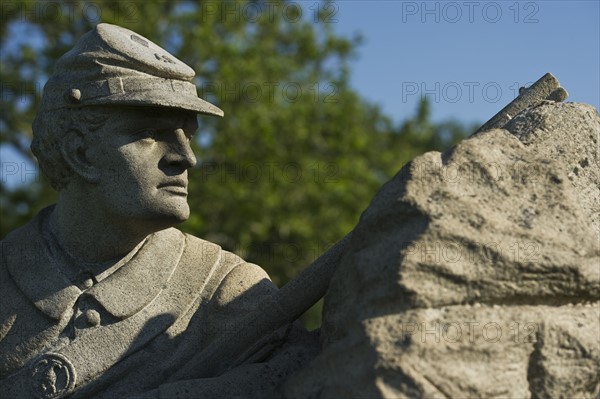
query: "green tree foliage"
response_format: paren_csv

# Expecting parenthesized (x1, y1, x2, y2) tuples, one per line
(0, 0, 474, 329)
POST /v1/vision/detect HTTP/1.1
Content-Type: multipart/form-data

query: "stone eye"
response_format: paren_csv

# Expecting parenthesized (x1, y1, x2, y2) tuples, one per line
(135, 128, 157, 141)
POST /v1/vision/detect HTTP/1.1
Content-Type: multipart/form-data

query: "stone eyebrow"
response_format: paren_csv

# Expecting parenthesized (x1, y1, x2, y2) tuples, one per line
(136, 117, 198, 135)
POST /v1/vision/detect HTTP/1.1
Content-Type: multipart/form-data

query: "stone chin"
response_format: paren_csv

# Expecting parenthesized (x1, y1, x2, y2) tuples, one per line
(118, 196, 191, 232)
(148, 198, 191, 227)
(169, 203, 191, 224)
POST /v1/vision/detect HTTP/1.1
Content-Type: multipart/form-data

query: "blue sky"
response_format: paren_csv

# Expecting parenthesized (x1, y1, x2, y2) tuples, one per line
(2, 0, 599, 189)
(326, 0, 599, 123)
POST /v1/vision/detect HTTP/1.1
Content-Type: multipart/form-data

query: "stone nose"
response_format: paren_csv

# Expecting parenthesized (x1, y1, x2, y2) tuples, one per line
(166, 129, 197, 169)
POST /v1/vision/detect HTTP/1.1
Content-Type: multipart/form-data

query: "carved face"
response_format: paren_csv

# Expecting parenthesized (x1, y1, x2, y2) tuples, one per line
(86, 106, 198, 230)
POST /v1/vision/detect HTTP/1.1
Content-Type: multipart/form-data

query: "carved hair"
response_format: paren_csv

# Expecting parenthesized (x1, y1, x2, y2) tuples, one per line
(31, 107, 111, 190)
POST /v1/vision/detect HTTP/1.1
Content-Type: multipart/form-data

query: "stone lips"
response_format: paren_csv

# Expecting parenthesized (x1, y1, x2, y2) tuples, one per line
(37, 23, 223, 117)
(284, 102, 600, 398)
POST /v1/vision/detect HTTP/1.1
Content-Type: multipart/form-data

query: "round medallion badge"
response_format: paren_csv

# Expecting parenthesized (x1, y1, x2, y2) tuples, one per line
(30, 353, 76, 399)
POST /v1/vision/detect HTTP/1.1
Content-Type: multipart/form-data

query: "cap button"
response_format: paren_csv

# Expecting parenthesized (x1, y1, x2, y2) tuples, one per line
(64, 88, 81, 103)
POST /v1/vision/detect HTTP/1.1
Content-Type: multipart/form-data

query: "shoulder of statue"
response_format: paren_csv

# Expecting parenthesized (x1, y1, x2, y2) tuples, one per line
(213, 261, 276, 312)
(178, 232, 246, 275)
(0, 206, 80, 321)
(178, 231, 277, 310)
(1, 206, 50, 256)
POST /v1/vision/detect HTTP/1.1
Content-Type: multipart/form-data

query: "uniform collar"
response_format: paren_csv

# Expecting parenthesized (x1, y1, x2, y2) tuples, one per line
(4, 206, 184, 321)
(84, 227, 183, 318)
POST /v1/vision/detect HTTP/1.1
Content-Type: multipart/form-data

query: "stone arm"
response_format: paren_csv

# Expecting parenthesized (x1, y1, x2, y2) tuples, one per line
(131, 261, 319, 399)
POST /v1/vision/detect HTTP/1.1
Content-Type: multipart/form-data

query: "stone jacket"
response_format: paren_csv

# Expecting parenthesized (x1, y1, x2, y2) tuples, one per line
(0, 207, 313, 398)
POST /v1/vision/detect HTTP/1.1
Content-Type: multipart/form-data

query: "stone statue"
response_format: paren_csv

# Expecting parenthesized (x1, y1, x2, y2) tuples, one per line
(0, 23, 317, 399)
(5, 22, 598, 399)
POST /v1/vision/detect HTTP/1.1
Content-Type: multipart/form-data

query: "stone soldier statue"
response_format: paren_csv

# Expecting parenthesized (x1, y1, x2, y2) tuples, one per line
(0, 23, 317, 399)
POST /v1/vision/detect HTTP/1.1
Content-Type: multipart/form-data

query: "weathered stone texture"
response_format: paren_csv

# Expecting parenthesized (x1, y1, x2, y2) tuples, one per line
(284, 102, 600, 398)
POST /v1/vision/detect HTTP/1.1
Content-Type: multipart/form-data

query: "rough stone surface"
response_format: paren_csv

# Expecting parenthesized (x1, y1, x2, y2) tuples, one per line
(284, 102, 600, 398)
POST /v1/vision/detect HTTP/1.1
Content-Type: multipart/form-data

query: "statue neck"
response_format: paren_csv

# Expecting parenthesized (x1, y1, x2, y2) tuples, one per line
(50, 193, 153, 265)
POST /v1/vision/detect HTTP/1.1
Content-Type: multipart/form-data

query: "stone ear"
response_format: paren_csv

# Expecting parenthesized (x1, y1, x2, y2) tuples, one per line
(60, 129, 101, 184)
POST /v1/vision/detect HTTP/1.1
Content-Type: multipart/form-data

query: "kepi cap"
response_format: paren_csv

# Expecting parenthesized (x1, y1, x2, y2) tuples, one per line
(38, 23, 223, 117)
